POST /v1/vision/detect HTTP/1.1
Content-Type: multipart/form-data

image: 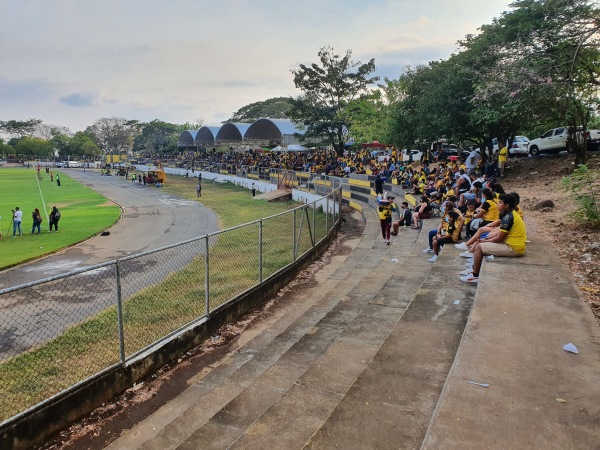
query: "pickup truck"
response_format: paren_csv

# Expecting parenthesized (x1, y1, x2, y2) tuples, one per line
(528, 127, 599, 156)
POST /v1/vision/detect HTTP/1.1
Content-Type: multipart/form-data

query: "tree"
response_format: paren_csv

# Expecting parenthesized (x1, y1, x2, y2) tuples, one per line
(179, 119, 204, 131)
(133, 120, 179, 154)
(85, 117, 140, 155)
(464, 0, 600, 163)
(14, 137, 53, 159)
(289, 46, 379, 155)
(0, 119, 42, 139)
(227, 97, 293, 122)
(345, 92, 386, 145)
(0, 138, 13, 157)
(69, 132, 100, 158)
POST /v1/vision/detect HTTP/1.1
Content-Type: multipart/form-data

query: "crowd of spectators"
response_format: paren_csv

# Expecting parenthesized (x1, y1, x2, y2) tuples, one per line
(174, 144, 525, 286)
(169, 146, 440, 178)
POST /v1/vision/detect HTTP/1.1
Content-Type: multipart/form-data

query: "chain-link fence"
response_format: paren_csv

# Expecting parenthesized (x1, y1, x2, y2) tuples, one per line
(0, 174, 341, 424)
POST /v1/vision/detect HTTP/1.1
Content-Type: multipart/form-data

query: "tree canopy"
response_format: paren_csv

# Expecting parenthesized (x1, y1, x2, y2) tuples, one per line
(228, 97, 292, 122)
(289, 46, 379, 155)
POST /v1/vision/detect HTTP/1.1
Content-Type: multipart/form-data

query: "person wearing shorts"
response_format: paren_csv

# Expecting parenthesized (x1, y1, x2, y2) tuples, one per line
(498, 145, 509, 176)
(460, 194, 526, 283)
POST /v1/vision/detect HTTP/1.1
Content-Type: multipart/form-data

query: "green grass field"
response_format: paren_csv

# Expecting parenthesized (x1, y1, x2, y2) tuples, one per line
(0, 168, 120, 268)
(0, 170, 334, 421)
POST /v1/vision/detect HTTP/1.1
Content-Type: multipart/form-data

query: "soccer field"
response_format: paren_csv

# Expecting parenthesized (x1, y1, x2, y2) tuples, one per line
(0, 168, 120, 269)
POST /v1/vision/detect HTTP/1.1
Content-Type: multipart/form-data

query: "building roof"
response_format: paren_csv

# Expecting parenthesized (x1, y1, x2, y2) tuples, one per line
(215, 122, 252, 142)
(178, 130, 198, 146)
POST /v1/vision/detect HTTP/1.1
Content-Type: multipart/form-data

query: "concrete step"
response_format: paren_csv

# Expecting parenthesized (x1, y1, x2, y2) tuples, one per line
(105, 208, 407, 448)
(107, 209, 476, 450)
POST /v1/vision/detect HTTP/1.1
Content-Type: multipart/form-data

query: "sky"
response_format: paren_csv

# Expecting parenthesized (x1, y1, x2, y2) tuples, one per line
(0, 0, 511, 133)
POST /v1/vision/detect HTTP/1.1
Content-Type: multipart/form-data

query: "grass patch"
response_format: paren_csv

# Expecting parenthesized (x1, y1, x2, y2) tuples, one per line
(0, 168, 120, 269)
(0, 172, 333, 421)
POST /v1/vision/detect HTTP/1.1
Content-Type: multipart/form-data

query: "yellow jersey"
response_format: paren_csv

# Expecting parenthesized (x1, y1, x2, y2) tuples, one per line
(500, 210, 527, 255)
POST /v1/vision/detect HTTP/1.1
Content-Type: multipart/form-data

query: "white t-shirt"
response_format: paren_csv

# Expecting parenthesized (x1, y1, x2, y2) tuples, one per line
(466, 151, 480, 169)
(14, 210, 23, 222)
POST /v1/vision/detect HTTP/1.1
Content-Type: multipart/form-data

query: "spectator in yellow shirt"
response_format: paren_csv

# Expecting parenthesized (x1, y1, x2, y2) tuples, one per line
(498, 142, 509, 177)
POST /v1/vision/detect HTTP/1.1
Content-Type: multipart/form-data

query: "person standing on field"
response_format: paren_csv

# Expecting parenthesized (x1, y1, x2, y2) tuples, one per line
(49, 206, 61, 232)
(12, 207, 23, 237)
(31, 208, 42, 234)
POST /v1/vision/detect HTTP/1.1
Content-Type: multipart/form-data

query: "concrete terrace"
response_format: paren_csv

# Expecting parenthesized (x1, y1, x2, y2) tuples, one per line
(103, 193, 600, 449)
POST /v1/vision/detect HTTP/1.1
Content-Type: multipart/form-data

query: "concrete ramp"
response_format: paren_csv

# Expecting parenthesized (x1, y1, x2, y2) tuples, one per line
(254, 189, 292, 202)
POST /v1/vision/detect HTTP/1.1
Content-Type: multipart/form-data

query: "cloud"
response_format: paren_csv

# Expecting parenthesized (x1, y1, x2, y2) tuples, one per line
(59, 92, 118, 107)
(59, 92, 97, 107)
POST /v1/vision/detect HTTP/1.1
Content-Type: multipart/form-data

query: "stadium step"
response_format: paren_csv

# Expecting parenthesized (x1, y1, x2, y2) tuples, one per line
(107, 210, 477, 449)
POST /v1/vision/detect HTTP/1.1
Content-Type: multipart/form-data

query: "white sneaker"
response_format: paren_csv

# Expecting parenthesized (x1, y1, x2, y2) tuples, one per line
(460, 268, 473, 276)
(428, 255, 438, 263)
(455, 242, 469, 251)
(423, 247, 434, 253)
(460, 275, 479, 283)
(459, 251, 474, 258)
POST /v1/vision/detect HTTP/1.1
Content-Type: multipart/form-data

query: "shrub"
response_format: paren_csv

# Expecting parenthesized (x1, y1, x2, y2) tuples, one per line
(561, 164, 600, 227)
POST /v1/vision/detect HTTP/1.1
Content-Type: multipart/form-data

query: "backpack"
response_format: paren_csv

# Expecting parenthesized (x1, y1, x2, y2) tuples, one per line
(55, 210, 61, 219)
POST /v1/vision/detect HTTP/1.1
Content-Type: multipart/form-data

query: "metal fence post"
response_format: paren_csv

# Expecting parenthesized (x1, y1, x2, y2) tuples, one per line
(293, 209, 297, 261)
(326, 196, 329, 233)
(115, 261, 126, 363)
(312, 202, 316, 247)
(205, 235, 210, 316)
(259, 219, 263, 282)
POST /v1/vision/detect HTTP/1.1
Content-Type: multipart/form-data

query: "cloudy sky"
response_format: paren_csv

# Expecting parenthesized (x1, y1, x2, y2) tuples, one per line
(0, 0, 511, 133)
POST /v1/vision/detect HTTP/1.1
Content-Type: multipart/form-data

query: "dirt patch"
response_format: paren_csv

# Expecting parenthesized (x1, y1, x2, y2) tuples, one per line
(35, 210, 365, 450)
(505, 153, 600, 322)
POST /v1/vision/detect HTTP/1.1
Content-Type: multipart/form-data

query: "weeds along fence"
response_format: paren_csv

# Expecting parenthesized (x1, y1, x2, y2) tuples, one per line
(0, 172, 342, 426)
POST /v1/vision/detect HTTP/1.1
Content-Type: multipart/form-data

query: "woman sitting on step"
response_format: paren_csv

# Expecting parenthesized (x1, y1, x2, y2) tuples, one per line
(412, 196, 432, 229)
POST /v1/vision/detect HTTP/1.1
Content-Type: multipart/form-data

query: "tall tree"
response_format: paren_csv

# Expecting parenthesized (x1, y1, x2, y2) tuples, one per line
(133, 120, 179, 154)
(14, 137, 53, 159)
(227, 97, 293, 122)
(85, 117, 140, 155)
(68, 132, 100, 158)
(289, 46, 379, 155)
(0, 119, 42, 139)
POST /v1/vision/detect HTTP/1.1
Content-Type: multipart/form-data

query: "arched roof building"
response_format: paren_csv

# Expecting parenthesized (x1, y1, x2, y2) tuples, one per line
(215, 123, 251, 143)
(244, 118, 304, 146)
(177, 118, 305, 149)
(195, 126, 221, 145)
(177, 130, 198, 147)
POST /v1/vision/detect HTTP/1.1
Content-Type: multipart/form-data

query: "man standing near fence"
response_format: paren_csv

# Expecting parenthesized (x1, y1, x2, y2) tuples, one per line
(197, 180, 202, 198)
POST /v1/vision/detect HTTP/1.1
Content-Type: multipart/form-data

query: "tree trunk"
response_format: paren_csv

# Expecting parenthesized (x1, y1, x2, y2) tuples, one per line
(574, 145, 587, 166)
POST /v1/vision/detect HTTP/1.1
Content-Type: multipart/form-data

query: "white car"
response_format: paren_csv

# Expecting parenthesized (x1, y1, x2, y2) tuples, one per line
(402, 149, 422, 162)
(509, 136, 530, 156)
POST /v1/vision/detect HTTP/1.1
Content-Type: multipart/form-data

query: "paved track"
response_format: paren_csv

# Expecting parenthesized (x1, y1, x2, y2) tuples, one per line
(0, 169, 219, 288)
(0, 169, 219, 359)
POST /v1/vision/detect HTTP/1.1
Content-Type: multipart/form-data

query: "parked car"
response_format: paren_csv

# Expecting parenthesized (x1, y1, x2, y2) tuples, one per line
(55, 161, 67, 168)
(435, 143, 459, 159)
(528, 127, 598, 156)
(509, 136, 530, 156)
(402, 149, 422, 162)
(586, 129, 600, 151)
(67, 161, 80, 168)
